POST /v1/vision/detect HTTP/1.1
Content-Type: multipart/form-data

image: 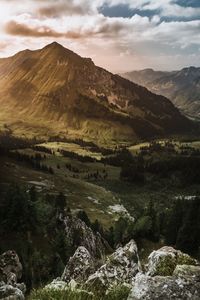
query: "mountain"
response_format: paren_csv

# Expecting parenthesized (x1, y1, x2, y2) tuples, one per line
(0, 42, 195, 144)
(122, 67, 200, 120)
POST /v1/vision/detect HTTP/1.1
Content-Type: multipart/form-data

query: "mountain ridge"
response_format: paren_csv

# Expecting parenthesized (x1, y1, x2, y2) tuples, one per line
(0, 43, 196, 145)
(121, 67, 200, 120)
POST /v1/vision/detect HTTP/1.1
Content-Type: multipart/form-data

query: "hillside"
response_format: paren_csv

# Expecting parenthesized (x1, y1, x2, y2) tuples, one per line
(0, 42, 195, 145)
(122, 67, 200, 120)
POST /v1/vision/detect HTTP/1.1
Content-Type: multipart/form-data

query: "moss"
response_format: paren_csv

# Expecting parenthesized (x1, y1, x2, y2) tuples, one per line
(177, 254, 196, 266)
(28, 287, 94, 300)
(155, 256, 177, 276)
(105, 285, 131, 300)
(153, 252, 197, 277)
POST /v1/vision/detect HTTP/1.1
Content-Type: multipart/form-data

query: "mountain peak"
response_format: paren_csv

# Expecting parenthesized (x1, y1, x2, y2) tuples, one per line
(44, 41, 64, 50)
(41, 41, 76, 56)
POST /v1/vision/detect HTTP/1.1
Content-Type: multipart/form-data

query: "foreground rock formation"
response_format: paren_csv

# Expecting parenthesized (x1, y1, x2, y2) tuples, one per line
(5, 240, 200, 299)
(0, 250, 26, 299)
(129, 246, 200, 299)
(146, 246, 198, 276)
(61, 246, 95, 283)
(86, 240, 141, 290)
(45, 241, 200, 299)
(128, 271, 200, 300)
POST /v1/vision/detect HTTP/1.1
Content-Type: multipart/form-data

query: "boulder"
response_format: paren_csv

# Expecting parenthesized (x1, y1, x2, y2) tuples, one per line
(44, 279, 94, 298)
(128, 272, 200, 300)
(0, 281, 24, 300)
(147, 246, 198, 276)
(86, 240, 141, 290)
(173, 264, 200, 279)
(61, 246, 95, 283)
(0, 251, 22, 285)
(45, 279, 69, 291)
(0, 251, 25, 300)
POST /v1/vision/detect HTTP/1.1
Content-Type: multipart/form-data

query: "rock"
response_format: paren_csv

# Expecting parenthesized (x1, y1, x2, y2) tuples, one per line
(86, 240, 141, 290)
(147, 246, 198, 276)
(0, 251, 22, 284)
(173, 264, 200, 279)
(61, 246, 95, 283)
(58, 213, 106, 258)
(44, 279, 94, 298)
(128, 273, 200, 300)
(45, 279, 69, 291)
(0, 251, 25, 300)
(0, 282, 24, 300)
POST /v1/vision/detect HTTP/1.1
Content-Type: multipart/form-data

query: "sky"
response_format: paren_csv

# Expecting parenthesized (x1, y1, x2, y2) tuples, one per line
(0, 0, 200, 72)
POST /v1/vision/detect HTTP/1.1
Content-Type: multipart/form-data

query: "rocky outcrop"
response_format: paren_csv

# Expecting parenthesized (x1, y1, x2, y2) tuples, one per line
(0, 251, 25, 300)
(61, 246, 95, 283)
(128, 272, 200, 300)
(128, 246, 200, 300)
(32, 242, 200, 300)
(147, 246, 198, 276)
(86, 240, 141, 290)
(58, 213, 106, 258)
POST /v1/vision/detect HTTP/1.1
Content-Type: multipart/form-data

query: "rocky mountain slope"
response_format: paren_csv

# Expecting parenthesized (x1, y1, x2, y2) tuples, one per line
(0, 42, 195, 145)
(122, 67, 200, 120)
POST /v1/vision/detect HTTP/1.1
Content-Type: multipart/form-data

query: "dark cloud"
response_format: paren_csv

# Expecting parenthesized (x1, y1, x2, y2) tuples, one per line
(100, 3, 134, 18)
(174, 0, 200, 8)
(5, 20, 92, 39)
(5, 20, 64, 37)
(37, 0, 91, 17)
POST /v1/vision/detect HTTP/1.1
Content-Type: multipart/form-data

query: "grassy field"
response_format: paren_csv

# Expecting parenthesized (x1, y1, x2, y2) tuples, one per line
(1, 138, 200, 229)
(129, 139, 200, 155)
(1, 146, 121, 228)
(38, 142, 105, 160)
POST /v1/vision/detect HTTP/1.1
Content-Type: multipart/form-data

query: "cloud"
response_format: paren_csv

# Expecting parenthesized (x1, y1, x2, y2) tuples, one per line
(4, 10, 200, 51)
(101, 0, 200, 18)
(5, 20, 64, 38)
(37, 0, 92, 17)
(0, 41, 8, 51)
(4, 12, 160, 41)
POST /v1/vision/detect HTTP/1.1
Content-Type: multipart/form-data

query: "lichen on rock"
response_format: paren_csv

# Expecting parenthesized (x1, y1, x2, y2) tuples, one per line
(147, 246, 198, 276)
(61, 246, 95, 283)
(58, 213, 106, 258)
(86, 240, 141, 291)
(128, 272, 200, 300)
(173, 264, 200, 279)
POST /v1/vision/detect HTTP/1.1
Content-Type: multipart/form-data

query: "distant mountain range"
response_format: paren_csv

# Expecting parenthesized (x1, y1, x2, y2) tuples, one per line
(0, 42, 196, 145)
(121, 67, 200, 120)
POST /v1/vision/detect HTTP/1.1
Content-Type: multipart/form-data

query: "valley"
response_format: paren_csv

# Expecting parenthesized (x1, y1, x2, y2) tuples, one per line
(0, 42, 200, 300)
(1, 135, 200, 228)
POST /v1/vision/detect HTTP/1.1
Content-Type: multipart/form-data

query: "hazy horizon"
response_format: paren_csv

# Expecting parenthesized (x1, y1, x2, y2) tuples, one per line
(0, 41, 200, 74)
